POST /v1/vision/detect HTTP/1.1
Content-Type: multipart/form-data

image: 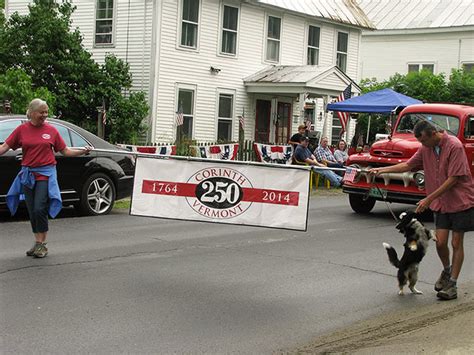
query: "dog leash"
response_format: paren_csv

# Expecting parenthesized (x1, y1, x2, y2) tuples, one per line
(364, 181, 400, 223)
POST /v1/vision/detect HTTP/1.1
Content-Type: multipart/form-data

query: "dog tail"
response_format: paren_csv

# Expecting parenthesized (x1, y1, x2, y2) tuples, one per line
(382, 242, 400, 268)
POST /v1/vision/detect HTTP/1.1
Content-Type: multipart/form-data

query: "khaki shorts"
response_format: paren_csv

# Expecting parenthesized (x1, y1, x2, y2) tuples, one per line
(434, 207, 474, 232)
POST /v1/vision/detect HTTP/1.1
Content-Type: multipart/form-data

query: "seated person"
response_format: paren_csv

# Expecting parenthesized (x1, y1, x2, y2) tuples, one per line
(314, 137, 344, 168)
(333, 139, 349, 165)
(293, 136, 343, 187)
(288, 124, 307, 149)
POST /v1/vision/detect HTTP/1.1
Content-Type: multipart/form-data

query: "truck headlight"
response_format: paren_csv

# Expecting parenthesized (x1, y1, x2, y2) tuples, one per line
(413, 171, 425, 188)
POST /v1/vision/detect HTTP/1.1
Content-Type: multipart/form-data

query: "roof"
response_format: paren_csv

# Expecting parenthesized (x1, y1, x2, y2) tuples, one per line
(254, 0, 375, 29)
(244, 65, 361, 96)
(357, 0, 474, 30)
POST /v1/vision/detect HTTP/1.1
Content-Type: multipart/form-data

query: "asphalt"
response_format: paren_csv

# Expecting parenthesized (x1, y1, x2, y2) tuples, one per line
(289, 281, 474, 354)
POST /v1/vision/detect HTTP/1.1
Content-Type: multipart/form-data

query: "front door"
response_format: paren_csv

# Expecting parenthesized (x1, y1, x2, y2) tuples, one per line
(275, 102, 291, 144)
(255, 100, 271, 143)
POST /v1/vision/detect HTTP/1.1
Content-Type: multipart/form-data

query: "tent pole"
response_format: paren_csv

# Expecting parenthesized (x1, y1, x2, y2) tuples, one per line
(366, 115, 371, 144)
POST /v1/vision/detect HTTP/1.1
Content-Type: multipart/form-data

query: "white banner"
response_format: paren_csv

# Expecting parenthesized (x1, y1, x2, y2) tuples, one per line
(131, 157, 310, 231)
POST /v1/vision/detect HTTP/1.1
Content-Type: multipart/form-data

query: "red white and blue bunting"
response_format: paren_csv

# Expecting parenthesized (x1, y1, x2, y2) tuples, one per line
(254, 143, 293, 165)
(116, 144, 176, 156)
(191, 143, 239, 160)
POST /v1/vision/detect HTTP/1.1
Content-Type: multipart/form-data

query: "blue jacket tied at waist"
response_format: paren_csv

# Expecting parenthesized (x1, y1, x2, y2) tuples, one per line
(6, 165, 62, 218)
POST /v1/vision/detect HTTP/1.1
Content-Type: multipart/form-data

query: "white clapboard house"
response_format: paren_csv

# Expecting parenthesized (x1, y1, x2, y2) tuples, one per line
(5, 0, 375, 145)
(359, 0, 474, 81)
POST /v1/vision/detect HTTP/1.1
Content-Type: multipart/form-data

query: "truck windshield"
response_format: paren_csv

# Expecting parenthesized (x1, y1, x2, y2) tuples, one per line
(396, 113, 459, 136)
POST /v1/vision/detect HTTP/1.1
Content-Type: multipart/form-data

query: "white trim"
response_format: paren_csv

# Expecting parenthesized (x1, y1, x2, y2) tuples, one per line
(215, 88, 236, 141)
(93, 0, 117, 47)
(335, 30, 349, 72)
(362, 25, 474, 36)
(407, 62, 436, 74)
(177, 0, 202, 51)
(264, 13, 282, 64)
(175, 83, 198, 140)
(305, 23, 321, 65)
(149, 0, 162, 143)
(218, 2, 240, 58)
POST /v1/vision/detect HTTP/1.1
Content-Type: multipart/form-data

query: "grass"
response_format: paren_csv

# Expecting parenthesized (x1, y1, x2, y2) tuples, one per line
(114, 198, 131, 210)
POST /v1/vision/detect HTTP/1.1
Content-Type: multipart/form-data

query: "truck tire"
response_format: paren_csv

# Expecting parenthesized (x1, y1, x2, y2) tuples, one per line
(349, 193, 376, 214)
(78, 173, 116, 216)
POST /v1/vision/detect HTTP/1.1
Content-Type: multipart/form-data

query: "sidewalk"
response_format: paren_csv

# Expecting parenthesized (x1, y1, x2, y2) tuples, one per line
(288, 282, 474, 354)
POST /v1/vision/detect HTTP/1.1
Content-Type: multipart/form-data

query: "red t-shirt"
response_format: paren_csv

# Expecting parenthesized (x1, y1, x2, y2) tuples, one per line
(6, 121, 67, 180)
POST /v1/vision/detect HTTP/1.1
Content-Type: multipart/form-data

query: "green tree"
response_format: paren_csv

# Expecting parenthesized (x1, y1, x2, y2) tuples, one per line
(447, 69, 474, 103)
(355, 69, 474, 144)
(0, 0, 149, 143)
(0, 0, 101, 125)
(107, 92, 148, 144)
(0, 68, 55, 113)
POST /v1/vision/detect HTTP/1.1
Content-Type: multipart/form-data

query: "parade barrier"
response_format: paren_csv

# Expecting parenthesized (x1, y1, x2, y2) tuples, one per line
(80, 148, 360, 231)
(253, 143, 293, 165)
(190, 143, 239, 160)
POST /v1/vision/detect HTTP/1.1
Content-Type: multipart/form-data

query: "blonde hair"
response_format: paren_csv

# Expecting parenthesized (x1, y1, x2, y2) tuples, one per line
(26, 98, 48, 119)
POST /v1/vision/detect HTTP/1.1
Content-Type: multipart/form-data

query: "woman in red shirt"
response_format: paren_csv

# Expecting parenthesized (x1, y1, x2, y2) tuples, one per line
(0, 99, 91, 258)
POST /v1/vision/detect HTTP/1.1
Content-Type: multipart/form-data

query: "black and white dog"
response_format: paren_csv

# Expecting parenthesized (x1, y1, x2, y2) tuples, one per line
(383, 211, 437, 295)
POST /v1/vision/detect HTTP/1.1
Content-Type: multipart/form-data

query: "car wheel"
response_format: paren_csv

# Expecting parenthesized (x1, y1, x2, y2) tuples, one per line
(79, 173, 116, 216)
(349, 193, 376, 214)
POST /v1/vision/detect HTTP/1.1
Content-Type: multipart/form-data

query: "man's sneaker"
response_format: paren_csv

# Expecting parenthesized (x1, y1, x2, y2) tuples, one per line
(33, 243, 48, 258)
(434, 270, 451, 291)
(26, 242, 41, 256)
(437, 281, 457, 300)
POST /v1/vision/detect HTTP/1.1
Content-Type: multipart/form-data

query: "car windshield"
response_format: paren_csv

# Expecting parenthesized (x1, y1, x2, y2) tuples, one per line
(396, 113, 459, 136)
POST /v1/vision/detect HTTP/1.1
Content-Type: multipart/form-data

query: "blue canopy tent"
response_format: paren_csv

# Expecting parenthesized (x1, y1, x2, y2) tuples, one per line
(326, 88, 422, 114)
(327, 88, 422, 144)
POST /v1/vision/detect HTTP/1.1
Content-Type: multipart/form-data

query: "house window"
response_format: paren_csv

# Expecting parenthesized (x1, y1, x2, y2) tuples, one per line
(336, 32, 348, 72)
(331, 116, 342, 142)
(221, 5, 239, 55)
(180, 0, 200, 48)
(266, 15, 281, 62)
(95, 0, 114, 45)
(462, 63, 474, 72)
(217, 94, 233, 141)
(307, 25, 320, 65)
(177, 89, 194, 139)
(408, 63, 434, 73)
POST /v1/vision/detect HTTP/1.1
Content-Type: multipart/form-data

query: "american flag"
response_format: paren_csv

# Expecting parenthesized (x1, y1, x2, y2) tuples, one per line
(305, 119, 312, 131)
(239, 108, 245, 128)
(335, 84, 352, 135)
(176, 105, 184, 126)
(343, 167, 358, 183)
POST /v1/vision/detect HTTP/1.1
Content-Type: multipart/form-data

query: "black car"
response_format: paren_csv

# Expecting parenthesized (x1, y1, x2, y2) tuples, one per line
(0, 115, 135, 216)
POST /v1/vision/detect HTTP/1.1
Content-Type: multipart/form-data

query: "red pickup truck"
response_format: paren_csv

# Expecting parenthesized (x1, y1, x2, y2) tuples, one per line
(343, 104, 474, 213)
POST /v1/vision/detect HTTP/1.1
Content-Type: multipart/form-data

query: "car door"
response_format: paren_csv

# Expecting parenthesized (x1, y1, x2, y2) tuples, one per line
(0, 119, 24, 199)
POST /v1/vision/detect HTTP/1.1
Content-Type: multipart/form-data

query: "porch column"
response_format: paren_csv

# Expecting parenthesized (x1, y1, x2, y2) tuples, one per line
(321, 95, 330, 144)
(270, 97, 278, 143)
(298, 92, 305, 125)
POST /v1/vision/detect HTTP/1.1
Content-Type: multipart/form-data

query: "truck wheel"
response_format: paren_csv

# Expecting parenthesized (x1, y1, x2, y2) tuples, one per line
(78, 173, 116, 216)
(349, 193, 376, 214)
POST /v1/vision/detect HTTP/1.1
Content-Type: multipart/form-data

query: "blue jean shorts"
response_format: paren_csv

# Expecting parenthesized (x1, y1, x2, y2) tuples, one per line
(434, 207, 474, 232)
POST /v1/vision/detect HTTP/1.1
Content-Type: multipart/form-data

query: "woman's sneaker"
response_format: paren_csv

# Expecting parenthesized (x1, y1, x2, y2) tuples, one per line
(434, 270, 451, 291)
(26, 242, 42, 256)
(33, 243, 48, 258)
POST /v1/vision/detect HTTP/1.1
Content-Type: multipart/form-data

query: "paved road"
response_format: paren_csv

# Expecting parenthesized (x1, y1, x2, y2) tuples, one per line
(1, 195, 473, 353)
